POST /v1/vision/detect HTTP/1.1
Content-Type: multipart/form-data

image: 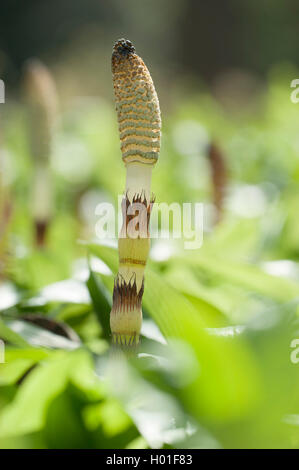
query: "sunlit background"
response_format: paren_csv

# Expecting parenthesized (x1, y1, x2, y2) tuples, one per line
(1, 0, 299, 449)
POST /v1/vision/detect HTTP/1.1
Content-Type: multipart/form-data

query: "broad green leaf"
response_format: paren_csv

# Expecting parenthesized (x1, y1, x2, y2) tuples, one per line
(0, 349, 103, 437)
(5, 320, 80, 350)
(0, 359, 35, 386)
(0, 319, 30, 348)
(4, 348, 51, 362)
(0, 347, 52, 386)
(184, 252, 299, 302)
(86, 269, 111, 340)
(88, 243, 262, 422)
(163, 265, 229, 326)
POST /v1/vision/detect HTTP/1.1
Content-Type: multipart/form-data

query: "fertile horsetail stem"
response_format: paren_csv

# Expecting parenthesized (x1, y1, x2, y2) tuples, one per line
(23, 59, 58, 245)
(111, 39, 161, 348)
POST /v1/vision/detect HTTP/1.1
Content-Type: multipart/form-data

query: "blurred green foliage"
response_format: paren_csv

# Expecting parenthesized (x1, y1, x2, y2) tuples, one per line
(1, 62, 299, 449)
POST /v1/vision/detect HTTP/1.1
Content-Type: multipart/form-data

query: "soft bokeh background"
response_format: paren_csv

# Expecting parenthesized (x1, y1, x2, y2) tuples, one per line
(1, 0, 299, 449)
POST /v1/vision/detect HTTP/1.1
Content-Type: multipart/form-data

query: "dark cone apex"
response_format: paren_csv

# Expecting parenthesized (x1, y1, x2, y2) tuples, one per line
(112, 38, 135, 58)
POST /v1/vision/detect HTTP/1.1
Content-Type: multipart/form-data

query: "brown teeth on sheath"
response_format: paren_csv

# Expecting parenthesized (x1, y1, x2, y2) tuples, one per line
(120, 192, 155, 238)
(111, 275, 144, 314)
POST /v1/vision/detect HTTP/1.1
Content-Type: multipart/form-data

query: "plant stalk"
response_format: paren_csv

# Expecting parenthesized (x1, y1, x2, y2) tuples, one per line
(110, 39, 161, 349)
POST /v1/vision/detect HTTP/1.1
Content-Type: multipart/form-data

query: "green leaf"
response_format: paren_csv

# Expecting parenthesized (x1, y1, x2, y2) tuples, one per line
(0, 348, 53, 385)
(0, 319, 30, 348)
(4, 320, 80, 350)
(185, 252, 299, 302)
(86, 269, 111, 340)
(0, 359, 35, 386)
(88, 243, 262, 423)
(0, 349, 103, 438)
